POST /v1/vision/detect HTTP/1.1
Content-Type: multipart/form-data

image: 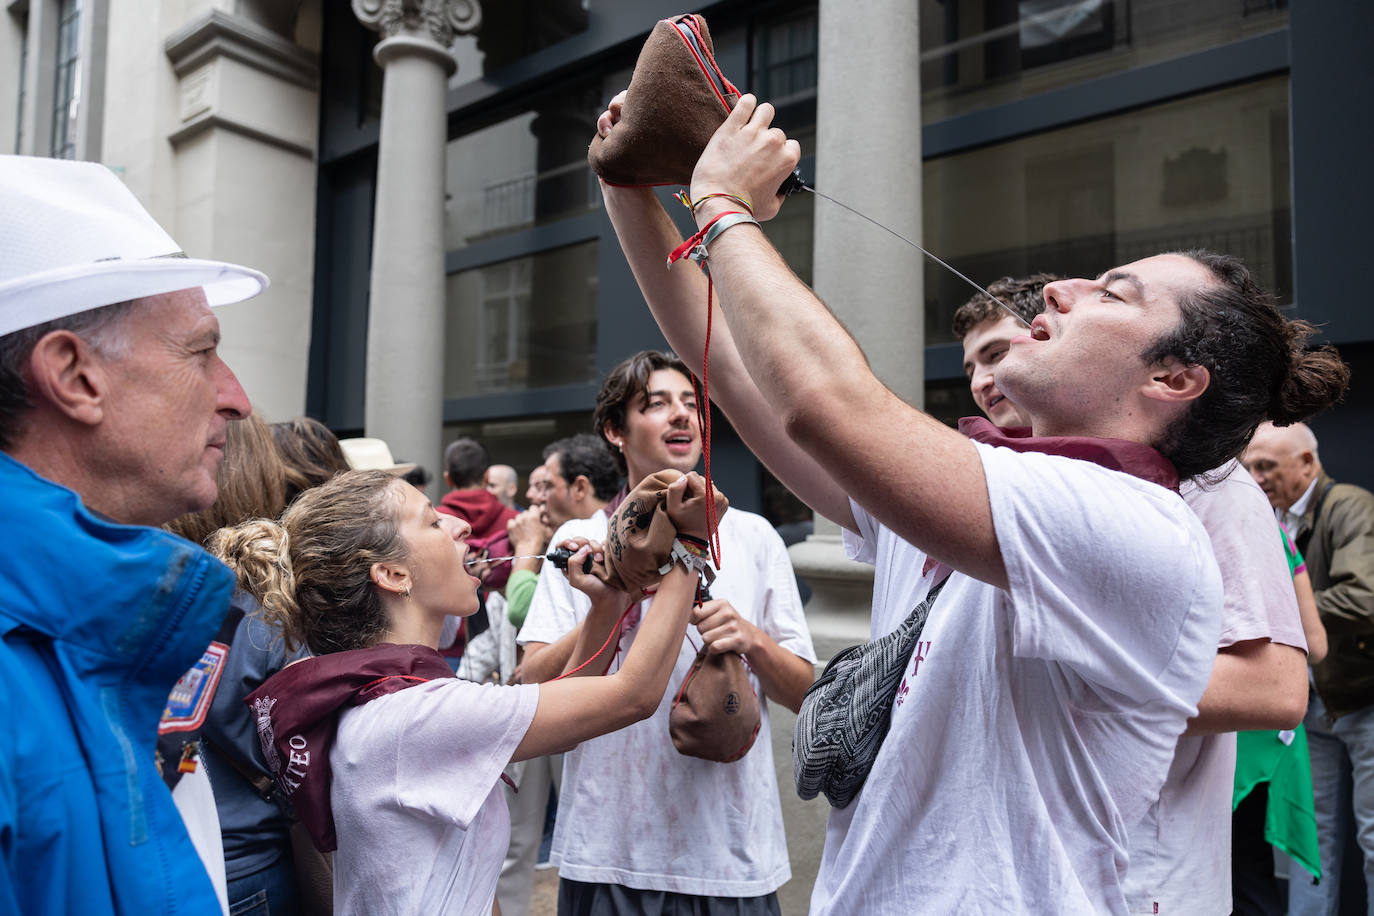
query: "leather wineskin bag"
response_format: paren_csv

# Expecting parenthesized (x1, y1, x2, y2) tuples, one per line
(587, 14, 740, 187)
(670, 645, 761, 763)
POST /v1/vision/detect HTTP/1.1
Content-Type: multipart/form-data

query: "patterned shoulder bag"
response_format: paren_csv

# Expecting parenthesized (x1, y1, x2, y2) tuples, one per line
(793, 577, 949, 808)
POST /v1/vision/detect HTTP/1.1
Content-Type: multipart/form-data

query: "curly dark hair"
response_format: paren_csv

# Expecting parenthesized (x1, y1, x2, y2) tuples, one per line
(1144, 250, 1349, 479)
(951, 274, 1059, 340)
(592, 350, 693, 476)
(544, 433, 623, 501)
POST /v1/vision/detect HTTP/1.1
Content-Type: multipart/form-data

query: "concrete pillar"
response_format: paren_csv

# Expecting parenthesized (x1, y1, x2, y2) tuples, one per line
(15, 0, 57, 157)
(353, 0, 481, 485)
(794, 0, 923, 641)
(780, 5, 923, 906)
(161, 7, 322, 423)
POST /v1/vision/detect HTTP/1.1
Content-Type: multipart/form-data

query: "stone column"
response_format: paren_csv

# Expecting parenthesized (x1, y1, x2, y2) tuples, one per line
(776, 8, 923, 911)
(353, 0, 481, 485)
(162, 9, 321, 423)
(793, 0, 924, 653)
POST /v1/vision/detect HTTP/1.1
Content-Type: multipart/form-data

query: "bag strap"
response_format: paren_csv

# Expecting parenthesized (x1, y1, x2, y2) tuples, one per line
(1297, 480, 1337, 554)
(910, 573, 951, 623)
(1311, 481, 1337, 527)
(203, 734, 287, 809)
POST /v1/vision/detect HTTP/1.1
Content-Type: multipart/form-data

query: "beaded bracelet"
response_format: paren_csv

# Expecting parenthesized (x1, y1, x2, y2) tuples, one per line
(673, 189, 754, 216)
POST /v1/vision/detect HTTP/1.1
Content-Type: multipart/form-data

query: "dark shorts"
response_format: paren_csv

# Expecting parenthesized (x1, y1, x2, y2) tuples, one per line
(557, 878, 782, 916)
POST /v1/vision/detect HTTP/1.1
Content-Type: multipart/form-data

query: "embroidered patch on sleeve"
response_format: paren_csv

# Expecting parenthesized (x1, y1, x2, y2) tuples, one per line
(159, 641, 229, 734)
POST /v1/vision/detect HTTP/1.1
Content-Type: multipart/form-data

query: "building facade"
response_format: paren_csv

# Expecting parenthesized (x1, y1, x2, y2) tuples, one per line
(7, 1, 1370, 502)
(6, 1, 1373, 909)
(309, 0, 1374, 507)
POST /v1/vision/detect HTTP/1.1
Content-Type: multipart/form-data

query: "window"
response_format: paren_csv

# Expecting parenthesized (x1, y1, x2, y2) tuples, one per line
(752, 9, 817, 106)
(12, 8, 27, 153)
(476, 259, 529, 390)
(444, 240, 599, 398)
(50, 0, 80, 159)
(751, 7, 818, 150)
(441, 410, 595, 498)
(919, 0, 1289, 122)
(444, 72, 622, 249)
(921, 75, 1291, 343)
(447, 1, 592, 93)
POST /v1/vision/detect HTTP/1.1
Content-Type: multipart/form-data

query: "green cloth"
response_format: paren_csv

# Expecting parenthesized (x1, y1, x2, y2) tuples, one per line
(1228, 526, 1320, 879)
(506, 568, 539, 628)
(1234, 726, 1321, 880)
(1281, 527, 1303, 576)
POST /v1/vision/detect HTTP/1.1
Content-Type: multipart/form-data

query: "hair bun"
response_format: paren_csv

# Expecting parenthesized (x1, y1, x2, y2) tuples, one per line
(1268, 320, 1349, 426)
(209, 518, 305, 651)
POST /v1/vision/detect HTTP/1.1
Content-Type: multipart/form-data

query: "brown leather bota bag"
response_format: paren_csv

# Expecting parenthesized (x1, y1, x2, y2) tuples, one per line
(595, 470, 751, 760)
(587, 14, 740, 187)
(670, 646, 761, 763)
(593, 469, 728, 594)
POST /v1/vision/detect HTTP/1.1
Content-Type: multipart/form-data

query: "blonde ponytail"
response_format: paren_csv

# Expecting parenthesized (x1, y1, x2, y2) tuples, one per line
(210, 519, 308, 653)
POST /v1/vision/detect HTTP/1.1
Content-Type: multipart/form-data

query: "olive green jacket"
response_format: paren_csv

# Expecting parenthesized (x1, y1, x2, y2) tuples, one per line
(1298, 472, 1374, 719)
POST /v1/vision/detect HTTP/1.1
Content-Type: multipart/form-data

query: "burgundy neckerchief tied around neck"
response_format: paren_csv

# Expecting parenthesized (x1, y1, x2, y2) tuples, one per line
(958, 417, 1180, 492)
(244, 644, 455, 852)
(604, 485, 629, 519)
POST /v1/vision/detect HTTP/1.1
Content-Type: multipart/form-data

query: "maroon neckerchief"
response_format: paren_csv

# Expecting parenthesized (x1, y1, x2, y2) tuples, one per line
(958, 417, 1180, 492)
(244, 644, 455, 852)
(604, 486, 629, 519)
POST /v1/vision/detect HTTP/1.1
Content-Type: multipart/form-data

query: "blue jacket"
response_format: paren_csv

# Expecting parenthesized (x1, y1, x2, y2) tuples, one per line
(0, 451, 234, 914)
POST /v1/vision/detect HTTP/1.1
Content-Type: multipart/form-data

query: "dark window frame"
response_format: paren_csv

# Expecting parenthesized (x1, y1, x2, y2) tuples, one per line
(312, 0, 1305, 454)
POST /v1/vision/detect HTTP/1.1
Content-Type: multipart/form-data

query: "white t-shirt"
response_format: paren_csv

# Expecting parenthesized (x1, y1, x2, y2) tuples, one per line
(1123, 461, 1306, 914)
(172, 759, 229, 915)
(518, 507, 815, 896)
(330, 677, 539, 915)
(811, 443, 1222, 915)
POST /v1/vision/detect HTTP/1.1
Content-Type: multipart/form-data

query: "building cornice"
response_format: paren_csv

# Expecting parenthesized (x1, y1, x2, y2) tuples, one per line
(167, 113, 314, 160)
(165, 9, 318, 90)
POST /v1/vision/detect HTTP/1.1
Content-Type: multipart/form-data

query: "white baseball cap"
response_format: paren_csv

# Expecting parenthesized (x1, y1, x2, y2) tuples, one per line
(0, 155, 268, 338)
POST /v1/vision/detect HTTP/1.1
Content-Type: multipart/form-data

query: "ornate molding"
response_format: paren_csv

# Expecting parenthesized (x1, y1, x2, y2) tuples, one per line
(165, 9, 318, 90)
(352, 0, 481, 48)
(168, 112, 314, 160)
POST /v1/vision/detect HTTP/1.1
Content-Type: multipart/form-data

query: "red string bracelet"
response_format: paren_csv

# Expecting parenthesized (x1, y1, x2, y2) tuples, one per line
(551, 599, 639, 680)
(665, 209, 761, 568)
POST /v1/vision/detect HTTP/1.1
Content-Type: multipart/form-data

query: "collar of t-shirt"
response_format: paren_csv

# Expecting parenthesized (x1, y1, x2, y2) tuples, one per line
(244, 644, 455, 853)
(958, 418, 1180, 492)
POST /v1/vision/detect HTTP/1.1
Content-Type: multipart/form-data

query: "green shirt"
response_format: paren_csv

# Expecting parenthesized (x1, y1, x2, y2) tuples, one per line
(1231, 524, 1319, 880)
(505, 568, 539, 628)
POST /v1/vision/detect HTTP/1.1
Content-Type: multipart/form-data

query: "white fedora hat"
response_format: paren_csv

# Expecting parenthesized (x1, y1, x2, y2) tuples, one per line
(0, 155, 268, 338)
(339, 438, 418, 476)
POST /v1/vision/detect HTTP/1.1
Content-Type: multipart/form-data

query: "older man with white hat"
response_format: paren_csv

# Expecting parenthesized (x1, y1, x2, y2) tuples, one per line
(0, 155, 266, 916)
